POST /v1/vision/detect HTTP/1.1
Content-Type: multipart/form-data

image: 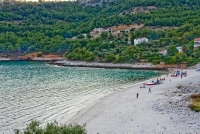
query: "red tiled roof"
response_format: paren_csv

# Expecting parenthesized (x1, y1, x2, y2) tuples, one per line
(194, 38, 200, 41)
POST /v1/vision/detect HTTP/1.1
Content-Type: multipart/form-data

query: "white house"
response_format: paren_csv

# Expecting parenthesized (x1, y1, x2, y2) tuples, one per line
(194, 38, 200, 48)
(134, 37, 148, 45)
(160, 50, 167, 55)
(176, 46, 183, 52)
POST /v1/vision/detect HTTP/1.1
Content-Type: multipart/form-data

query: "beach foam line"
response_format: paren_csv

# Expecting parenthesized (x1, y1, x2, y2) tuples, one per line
(66, 72, 166, 124)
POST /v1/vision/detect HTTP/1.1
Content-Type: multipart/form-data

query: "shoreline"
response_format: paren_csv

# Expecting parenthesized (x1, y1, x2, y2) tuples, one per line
(57, 72, 166, 126)
(50, 60, 168, 70)
(66, 69, 200, 133)
(0, 59, 168, 70)
(66, 73, 166, 123)
(1, 59, 189, 71)
(0, 57, 65, 62)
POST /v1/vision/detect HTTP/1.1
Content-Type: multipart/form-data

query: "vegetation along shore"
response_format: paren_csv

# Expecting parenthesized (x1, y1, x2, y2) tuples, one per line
(0, 0, 200, 67)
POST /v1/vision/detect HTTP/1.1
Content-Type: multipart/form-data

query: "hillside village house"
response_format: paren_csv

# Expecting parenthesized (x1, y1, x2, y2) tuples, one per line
(134, 37, 148, 45)
(91, 28, 105, 34)
(194, 38, 200, 48)
(160, 47, 182, 55)
(159, 50, 167, 55)
(90, 28, 105, 38)
(176, 46, 183, 52)
(90, 28, 114, 38)
(105, 28, 113, 33)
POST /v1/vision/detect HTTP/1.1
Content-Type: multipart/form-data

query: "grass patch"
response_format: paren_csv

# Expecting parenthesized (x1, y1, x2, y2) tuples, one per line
(14, 120, 86, 134)
(188, 94, 200, 112)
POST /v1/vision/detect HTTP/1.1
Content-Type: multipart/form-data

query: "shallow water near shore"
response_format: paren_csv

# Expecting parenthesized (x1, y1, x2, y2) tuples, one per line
(0, 61, 162, 133)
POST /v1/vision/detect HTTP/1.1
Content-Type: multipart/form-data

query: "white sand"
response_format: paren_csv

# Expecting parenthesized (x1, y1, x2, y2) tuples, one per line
(67, 69, 200, 133)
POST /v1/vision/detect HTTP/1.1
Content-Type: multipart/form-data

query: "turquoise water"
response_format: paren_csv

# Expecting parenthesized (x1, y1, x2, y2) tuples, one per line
(0, 61, 162, 133)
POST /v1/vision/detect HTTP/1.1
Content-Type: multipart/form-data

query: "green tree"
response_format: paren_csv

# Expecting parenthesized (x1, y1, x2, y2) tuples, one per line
(105, 53, 116, 62)
(175, 52, 186, 64)
(167, 45, 178, 56)
(100, 32, 109, 40)
(77, 34, 85, 39)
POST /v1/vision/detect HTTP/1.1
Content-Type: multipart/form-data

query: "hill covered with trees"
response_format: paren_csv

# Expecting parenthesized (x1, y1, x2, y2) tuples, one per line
(0, 0, 200, 65)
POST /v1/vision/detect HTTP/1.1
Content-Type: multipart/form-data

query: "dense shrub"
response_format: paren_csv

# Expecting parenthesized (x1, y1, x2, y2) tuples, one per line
(152, 60, 160, 65)
(67, 48, 96, 61)
(14, 121, 86, 134)
(105, 53, 116, 62)
(188, 94, 200, 112)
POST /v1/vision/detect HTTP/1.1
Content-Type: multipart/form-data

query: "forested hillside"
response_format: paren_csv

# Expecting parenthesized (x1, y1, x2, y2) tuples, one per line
(0, 0, 200, 65)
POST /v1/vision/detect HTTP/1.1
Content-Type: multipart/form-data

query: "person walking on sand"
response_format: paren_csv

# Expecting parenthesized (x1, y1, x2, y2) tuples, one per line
(136, 93, 139, 99)
(148, 87, 151, 93)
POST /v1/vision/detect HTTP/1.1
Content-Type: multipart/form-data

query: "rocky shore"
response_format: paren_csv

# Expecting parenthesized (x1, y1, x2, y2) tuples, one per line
(31, 57, 65, 61)
(151, 82, 200, 132)
(0, 57, 65, 62)
(0, 52, 65, 62)
(0, 58, 10, 61)
(52, 60, 167, 70)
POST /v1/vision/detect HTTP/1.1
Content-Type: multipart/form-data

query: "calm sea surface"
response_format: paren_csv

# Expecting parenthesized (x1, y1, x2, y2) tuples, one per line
(0, 61, 162, 133)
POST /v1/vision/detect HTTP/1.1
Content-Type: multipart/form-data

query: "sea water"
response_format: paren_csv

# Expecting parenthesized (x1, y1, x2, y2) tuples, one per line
(0, 61, 162, 133)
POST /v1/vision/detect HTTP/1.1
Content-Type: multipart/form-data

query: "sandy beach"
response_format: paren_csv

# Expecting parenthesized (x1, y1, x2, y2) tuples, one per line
(67, 68, 200, 133)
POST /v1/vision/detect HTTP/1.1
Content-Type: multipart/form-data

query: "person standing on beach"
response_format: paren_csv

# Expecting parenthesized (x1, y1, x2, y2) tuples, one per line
(143, 83, 145, 88)
(157, 78, 159, 84)
(148, 87, 151, 93)
(136, 93, 139, 99)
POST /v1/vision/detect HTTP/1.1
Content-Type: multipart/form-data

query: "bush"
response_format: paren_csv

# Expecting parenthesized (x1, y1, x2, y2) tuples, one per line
(14, 120, 87, 134)
(105, 53, 116, 62)
(114, 55, 132, 63)
(148, 57, 153, 62)
(67, 48, 96, 61)
(152, 60, 160, 65)
(185, 58, 199, 66)
(188, 94, 200, 112)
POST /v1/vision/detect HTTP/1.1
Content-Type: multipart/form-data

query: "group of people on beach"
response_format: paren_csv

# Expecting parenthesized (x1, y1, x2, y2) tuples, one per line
(170, 69, 187, 78)
(136, 68, 187, 99)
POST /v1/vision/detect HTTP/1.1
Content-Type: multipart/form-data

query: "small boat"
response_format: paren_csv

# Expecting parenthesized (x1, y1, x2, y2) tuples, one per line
(146, 80, 163, 85)
(146, 81, 157, 85)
